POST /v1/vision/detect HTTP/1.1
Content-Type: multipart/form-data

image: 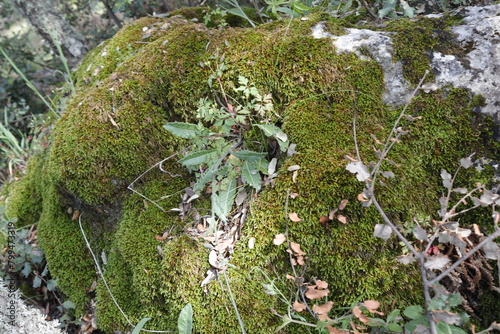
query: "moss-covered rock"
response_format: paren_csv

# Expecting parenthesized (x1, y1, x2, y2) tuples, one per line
(3, 7, 500, 333)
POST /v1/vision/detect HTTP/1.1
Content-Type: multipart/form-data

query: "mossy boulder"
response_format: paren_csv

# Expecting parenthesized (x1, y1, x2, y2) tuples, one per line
(3, 6, 500, 333)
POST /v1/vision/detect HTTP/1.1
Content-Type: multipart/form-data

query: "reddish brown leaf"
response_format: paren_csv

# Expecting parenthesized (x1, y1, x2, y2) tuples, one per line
(357, 193, 369, 202)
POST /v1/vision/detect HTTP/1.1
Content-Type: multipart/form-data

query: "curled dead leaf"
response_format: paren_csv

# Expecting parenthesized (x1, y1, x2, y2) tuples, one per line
(289, 212, 302, 222)
(290, 192, 300, 199)
(345, 154, 358, 162)
(363, 300, 383, 315)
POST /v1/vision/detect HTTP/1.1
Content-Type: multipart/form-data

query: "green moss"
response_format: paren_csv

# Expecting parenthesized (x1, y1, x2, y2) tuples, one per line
(3, 9, 499, 333)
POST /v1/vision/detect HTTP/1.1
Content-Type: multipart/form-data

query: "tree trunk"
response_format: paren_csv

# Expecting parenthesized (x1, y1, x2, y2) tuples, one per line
(13, 0, 88, 66)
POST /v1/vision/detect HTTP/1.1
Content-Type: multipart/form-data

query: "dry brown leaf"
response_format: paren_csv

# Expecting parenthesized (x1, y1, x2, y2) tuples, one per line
(338, 199, 348, 210)
(473, 224, 483, 236)
(363, 300, 383, 315)
(337, 215, 347, 224)
(290, 192, 300, 199)
(357, 193, 369, 202)
(389, 137, 401, 143)
(290, 242, 306, 256)
(286, 274, 295, 281)
(313, 301, 333, 314)
(327, 326, 349, 334)
(292, 170, 299, 183)
(289, 212, 302, 222)
(305, 287, 330, 300)
(353, 306, 362, 318)
(72, 210, 81, 221)
(293, 301, 307, 312)
(273, 233, 287, 245)
(319, 215, 330, 225)
(296, 255, 305, 265)
(316, 280, 328, 289)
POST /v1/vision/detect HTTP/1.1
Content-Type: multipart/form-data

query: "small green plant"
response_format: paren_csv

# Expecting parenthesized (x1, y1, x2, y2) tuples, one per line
(164, 56, 287, 224)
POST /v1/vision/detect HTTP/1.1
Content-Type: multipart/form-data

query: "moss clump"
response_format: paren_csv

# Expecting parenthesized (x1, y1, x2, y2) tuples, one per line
(3, 10, 499, 333)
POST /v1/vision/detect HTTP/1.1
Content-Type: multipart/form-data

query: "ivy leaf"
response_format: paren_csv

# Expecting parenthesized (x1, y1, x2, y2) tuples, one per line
(178, 304, 193, 334)
(242, 160, 261, 191)
(46, 279, 58, 291)
(21, 262, 31, 277)
(178, 150, 217, 166)
(32, 276, 42, 288)
(164, 122, 199, 139)
(232, 150, 267, 161)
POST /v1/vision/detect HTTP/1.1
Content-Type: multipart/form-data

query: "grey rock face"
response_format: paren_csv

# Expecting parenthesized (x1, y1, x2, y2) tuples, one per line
(313, 5, 500, 121)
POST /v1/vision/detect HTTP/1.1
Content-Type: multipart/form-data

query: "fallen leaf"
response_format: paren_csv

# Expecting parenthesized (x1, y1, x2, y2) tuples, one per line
(363, 300, 383, 315)
(357, 193, 369, 202)
(273, 233, 286, 245)
(316, 280, 328, 289)
(292, 170, 299, 183)
(305, 286, 330, 300)
(290, 242, 306, 256)
(286, 274, 295, 280)
(424, 255, 450, 270)
(338, 199, 348, 210)
(345, 155, 358, 162)
(289, 212, 302, 222)
(248, 237, 255, 249)
(293, 301, 307, 312)
(290, 192, 300, 199)
(287, 165, 301, 172)
(319, 215, 330, 226)
(313, 301, 333, 314)
(337, 215, 347, 224)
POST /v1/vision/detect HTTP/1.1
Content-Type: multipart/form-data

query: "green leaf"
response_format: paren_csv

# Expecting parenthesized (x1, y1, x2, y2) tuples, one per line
(193, 166, 216, 193)
(62, 300, 76, 309)
(21, 262, 31, 277)
(387, 309, 400, 323)
(164, 122, 199, 139)
(405, 317, 429, 332)
(404, 305, 424, 319)
(242, 161, 261, 191)
(178, 303, 193, 334)
(132, 318, 151, 334)
(32, 276, 42, 288)
(213, 178, 237, 221)
(436, 322, 453, 334)
(46, 279, 58, 291)
(388, 322, 403, 332)
(178, 150, 217, 166)
(232, 150, 267, 161)
(254, 124, 285, 139)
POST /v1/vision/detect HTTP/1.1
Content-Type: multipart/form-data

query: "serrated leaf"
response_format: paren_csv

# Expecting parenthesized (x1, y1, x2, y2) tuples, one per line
(132, 318, 151, 334)
(178, 304, 193, 334)
(178, 150, 217, 166)
(232, 150, 267, 161)
(164, 122, 199, 139)
(242, 160, 261, 191)
(374, 224, 392, 240)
